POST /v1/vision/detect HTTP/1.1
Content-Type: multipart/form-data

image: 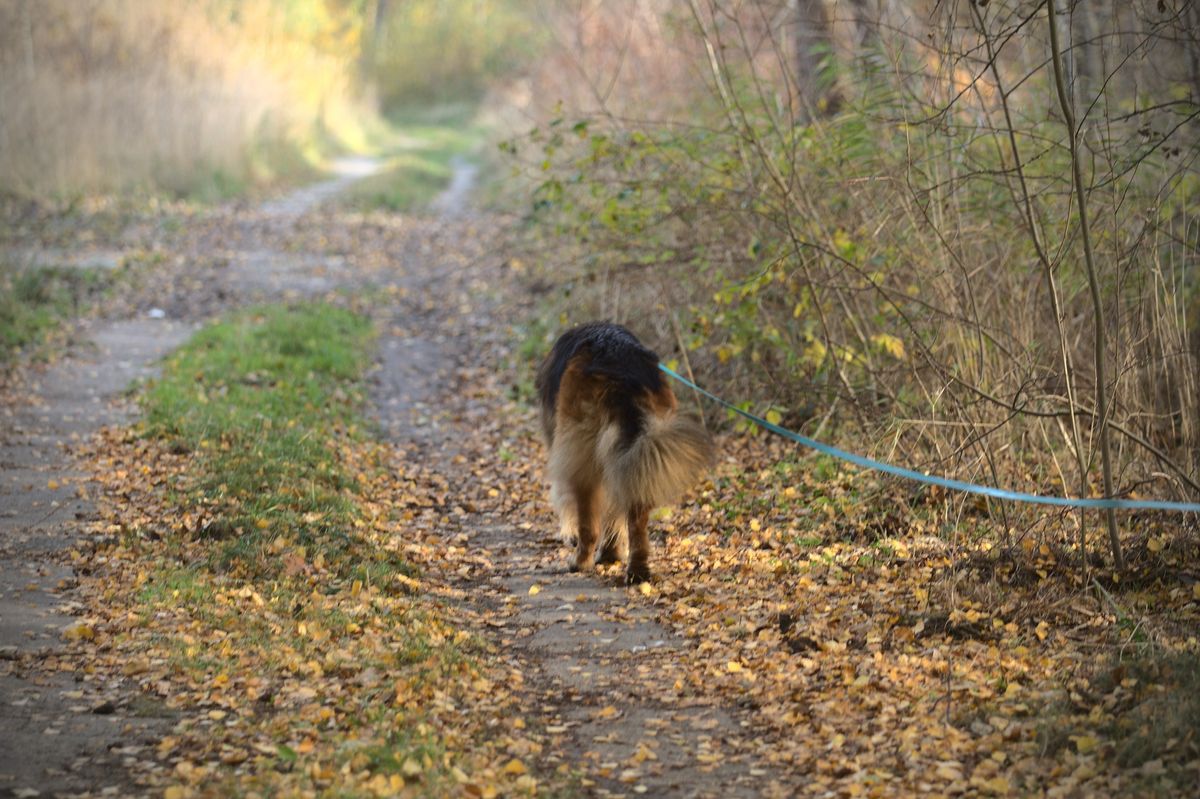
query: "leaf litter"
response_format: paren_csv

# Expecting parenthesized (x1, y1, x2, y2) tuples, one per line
(9, 189, 1197, 798)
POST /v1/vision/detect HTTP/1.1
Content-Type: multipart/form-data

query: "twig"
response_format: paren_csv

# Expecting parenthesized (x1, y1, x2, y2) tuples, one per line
(668, 308, 708, 433)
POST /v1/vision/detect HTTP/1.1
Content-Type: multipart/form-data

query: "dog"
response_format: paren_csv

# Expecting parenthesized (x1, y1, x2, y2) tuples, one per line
(535, 322, 714, 584)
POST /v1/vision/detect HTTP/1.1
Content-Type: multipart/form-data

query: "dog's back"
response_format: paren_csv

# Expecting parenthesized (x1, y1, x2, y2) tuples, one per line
(536, 321, 665, 446)
(536, 322, 712, 582)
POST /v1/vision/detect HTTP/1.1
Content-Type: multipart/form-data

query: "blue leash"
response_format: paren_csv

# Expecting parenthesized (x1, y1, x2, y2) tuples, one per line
(658, 363, 1200, 513)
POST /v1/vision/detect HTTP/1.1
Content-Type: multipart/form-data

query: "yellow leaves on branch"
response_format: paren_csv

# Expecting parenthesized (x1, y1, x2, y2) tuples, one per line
(870, 332, 907, 360)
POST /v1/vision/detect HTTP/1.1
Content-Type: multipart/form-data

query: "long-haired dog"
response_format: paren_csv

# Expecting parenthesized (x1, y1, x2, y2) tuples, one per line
(536, 322, 714, 584)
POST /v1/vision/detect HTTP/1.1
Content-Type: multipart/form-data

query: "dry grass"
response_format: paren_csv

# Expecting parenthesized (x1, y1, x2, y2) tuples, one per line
(0, 0, 372, 197)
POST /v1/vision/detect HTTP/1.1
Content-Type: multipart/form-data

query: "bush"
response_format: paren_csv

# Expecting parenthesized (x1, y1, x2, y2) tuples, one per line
(508, 3, 1200, 553)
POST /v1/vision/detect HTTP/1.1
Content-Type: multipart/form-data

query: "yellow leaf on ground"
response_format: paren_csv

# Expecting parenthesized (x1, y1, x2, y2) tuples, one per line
(401, 757, 422, 777)
(503, 758, 527, 776)
(62, 622, 95, 641)
(528, 584, 541, 596)
(935, 762, 963, 781)
(981, 776, 1010, 795)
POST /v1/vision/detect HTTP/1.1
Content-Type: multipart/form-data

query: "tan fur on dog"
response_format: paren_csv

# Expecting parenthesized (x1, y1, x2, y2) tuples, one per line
(536, 323, 713, 582)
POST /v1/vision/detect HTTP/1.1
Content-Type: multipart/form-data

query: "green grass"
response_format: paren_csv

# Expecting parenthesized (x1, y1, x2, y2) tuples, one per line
(341, 106, 487, 212)
(0, 263, 111, 364)
(136, 565, 211, 607)
(140, 303, 375, 576)
(102, 300, 553, 796)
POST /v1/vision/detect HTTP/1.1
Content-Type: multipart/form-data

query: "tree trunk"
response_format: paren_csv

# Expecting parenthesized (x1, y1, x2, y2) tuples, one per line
(1047, 0, 1125, 572)
(791, 0, 840, 122)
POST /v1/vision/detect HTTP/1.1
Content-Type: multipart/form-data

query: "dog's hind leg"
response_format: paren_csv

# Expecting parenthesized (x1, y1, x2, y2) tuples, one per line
(596, 507, 628, 565)
(570, 481, 601, 572)
(625, 504, 652, 584)
(550, 481, 578, 546)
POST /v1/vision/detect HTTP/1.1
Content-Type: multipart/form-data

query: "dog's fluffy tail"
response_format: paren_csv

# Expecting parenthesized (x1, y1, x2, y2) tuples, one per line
(599, 412, 714, 510)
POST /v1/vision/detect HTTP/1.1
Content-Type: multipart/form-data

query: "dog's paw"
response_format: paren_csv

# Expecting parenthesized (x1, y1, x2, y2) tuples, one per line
(625, 563, 652, 585)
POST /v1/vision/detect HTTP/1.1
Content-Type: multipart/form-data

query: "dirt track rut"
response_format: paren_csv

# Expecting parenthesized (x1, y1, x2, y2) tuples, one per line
(0, 160, 376, 798)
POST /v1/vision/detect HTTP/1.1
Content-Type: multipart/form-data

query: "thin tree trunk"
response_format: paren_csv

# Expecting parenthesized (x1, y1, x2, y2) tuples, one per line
(1047, 0, 1124, 572)
(1071, 0, 1102, 111)
(791, 0, 840, 122)
(1186, 2, 1200, 103)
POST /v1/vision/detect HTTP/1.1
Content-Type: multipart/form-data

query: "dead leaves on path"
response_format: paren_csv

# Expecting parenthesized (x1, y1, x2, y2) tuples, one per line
(51, 334, 1200, 798)
(50, 357, 1200, 797)
(20, 190, 1197, 796)
(450, 379, 1200, 798)
(68, 427, 553, 798)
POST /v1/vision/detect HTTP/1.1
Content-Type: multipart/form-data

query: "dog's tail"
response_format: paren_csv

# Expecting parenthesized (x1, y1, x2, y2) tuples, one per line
(599, 412, 714, 510)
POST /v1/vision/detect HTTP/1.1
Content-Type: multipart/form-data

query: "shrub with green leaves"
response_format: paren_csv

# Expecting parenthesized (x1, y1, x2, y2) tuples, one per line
(508, 23, 1200, 531)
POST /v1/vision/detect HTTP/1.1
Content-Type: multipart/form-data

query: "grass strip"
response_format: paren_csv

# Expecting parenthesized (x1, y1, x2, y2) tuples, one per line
(141, 303, 377, 578)
(75, 302, 544, 797)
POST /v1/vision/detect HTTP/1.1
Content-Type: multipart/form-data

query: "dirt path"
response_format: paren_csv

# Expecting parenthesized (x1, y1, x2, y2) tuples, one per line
(367, 206, 795, 797)
(0, 159, 379, 798)
(0, 319, 192, 798)
(2, 159, 797, 797)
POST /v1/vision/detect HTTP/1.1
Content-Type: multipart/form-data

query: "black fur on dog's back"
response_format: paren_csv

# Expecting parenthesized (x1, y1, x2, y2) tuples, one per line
(535, 321, 665, 448)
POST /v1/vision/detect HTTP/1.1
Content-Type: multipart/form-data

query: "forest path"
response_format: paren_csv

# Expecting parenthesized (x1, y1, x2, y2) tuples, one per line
(366, 177, 794, 798)
(0, 158, 380, 798)
(1, 156, 795, 797)
(370, 330, 784, 799)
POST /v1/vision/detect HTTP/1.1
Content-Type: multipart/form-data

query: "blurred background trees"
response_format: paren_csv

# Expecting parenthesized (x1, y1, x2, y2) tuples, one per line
(0, 0, 535, 196)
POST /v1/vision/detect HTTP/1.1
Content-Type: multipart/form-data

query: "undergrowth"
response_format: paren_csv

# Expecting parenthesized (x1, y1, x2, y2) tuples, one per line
(506, 43, 1199, 566)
